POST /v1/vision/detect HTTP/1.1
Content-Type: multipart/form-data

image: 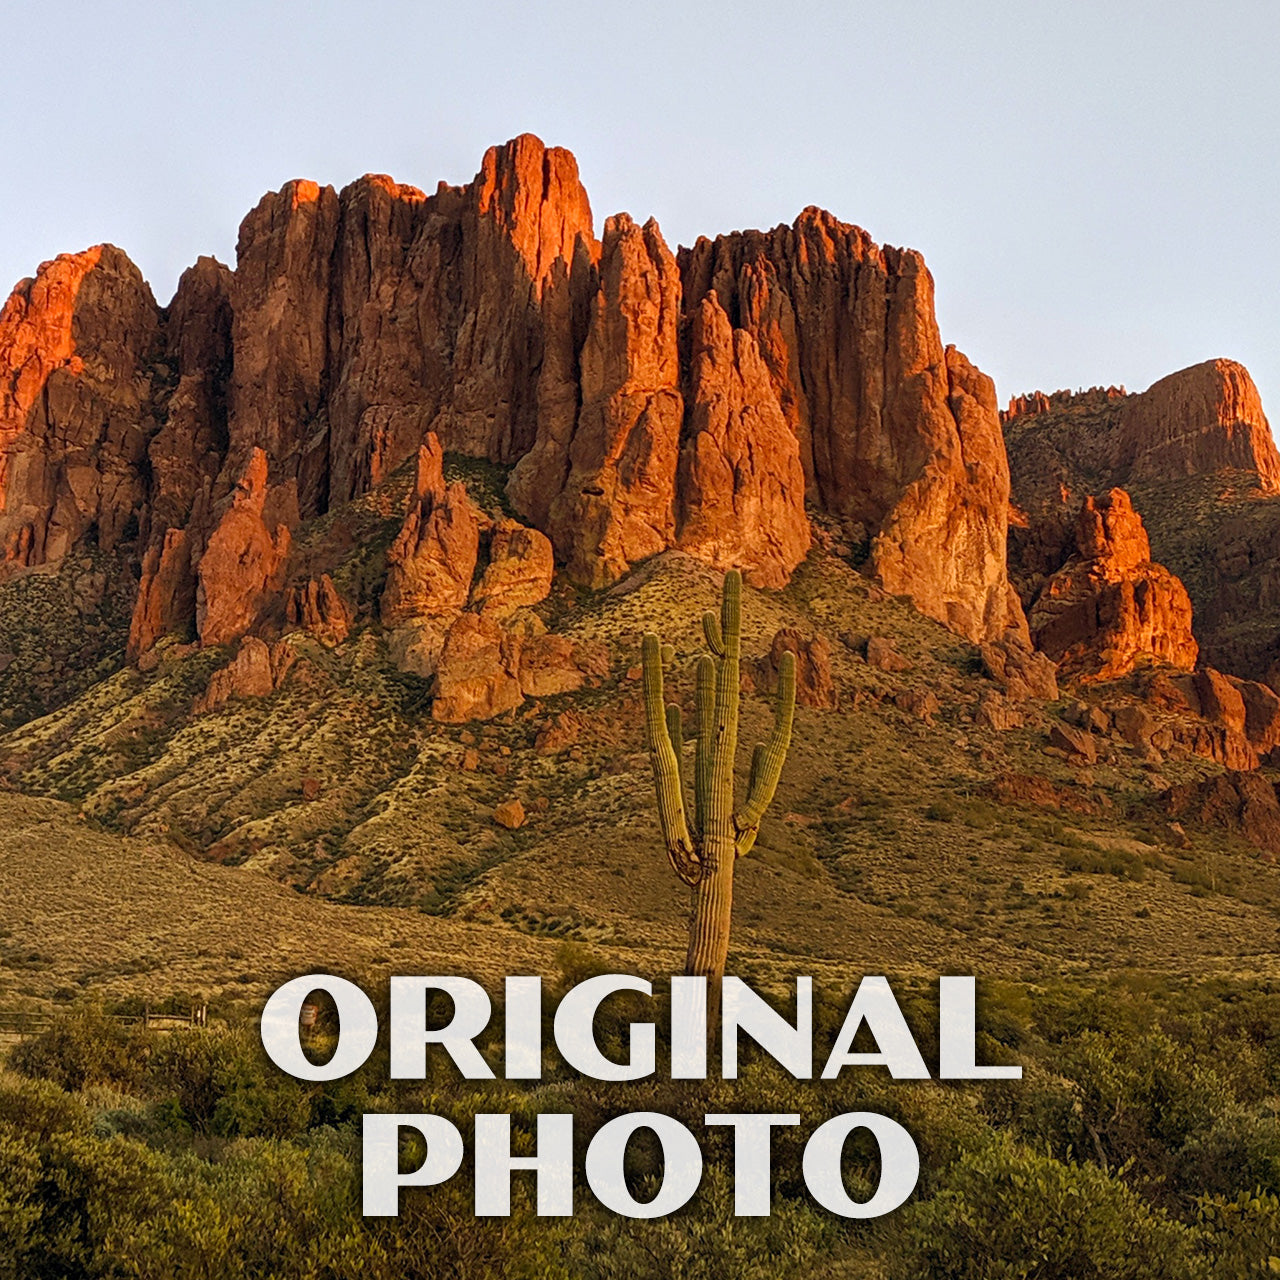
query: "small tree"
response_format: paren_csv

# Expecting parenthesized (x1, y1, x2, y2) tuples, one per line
(642, 570, 795, 1021)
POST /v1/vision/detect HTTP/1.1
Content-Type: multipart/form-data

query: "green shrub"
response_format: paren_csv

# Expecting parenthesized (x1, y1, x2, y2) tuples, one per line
(893, 1138, 1206, 1279)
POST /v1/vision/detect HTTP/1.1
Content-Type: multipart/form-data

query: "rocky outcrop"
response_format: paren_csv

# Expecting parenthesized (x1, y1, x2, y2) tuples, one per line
(528, 214, 683, 587)
(128, 257, 234, 658)
(381, 477, 480, 628)
(1118, 360, 1280, 489)
(471, 518, 554, 618)
(129, 528, 197, 657)
(755, 628, 836, 709)
(979, 633, 1059, 701)
(431, 613, 524, 724)
(1163, 771, 1280, 860)
(285, 574, 351, 646)
(194, 635, 296, 713)
(1142, 667, 1280, 770)
(1004, 360, 1280, 680)
(4, 135, 1031, 671)
(195, 449, 292, 646)
(1028, 489, 1198, 681)
(0, 246, 161, 575)
(517, 633, 609, 697)
(233, 137, 597, 513)
(227, 180, 339, 514)
(675, 295, 810, 587)
(679, 212, 1019, 641)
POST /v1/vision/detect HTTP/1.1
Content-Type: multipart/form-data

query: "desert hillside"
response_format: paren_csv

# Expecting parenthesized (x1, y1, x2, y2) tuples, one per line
(3, 137, 1280, 1008)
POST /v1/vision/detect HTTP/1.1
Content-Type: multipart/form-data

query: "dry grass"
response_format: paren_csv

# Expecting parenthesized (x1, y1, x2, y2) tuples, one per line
(4, 532, 1280, 1017)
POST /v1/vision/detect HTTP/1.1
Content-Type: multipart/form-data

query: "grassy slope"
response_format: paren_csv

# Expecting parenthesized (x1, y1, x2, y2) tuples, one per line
(3, 537, 1279, 1016)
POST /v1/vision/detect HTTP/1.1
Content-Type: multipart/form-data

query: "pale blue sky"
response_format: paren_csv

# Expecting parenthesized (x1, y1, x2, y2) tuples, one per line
(3, 1, 1277, 417)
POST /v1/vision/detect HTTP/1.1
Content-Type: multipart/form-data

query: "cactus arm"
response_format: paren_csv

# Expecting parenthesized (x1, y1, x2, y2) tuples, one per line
(702, 612, 724, 657)
(735, 650, 795, 854)
(642, 633, 699, 884)
(694, 655, 715, 839)
(666, 703, 684, 795)
(746, 743, 764, 800)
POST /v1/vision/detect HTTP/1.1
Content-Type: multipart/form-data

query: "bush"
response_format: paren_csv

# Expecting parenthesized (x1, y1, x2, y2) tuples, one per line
(893, 1139, 1206, 1279)
(10, 1007, 148, 1093)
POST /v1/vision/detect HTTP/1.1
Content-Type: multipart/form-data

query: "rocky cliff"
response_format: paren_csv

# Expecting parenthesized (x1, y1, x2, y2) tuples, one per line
(1005, 359, 1280, 679)
(1027, 488, 1198, 681)
(0, 135, 1022, 708)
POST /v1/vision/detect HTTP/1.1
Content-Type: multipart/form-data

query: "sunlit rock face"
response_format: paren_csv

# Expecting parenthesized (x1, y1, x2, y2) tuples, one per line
(1028, 488, 1199, 682)
(1004, 358, 1280, 681)
(678, 212, 1020, 640)
(1117, 359, 1280, 489)
(0, 245, 161, 577)
(1, 133, 1026, 663)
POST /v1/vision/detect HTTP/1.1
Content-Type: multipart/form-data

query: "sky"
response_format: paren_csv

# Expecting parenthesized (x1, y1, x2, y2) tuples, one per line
(3, 0, 1278, 416)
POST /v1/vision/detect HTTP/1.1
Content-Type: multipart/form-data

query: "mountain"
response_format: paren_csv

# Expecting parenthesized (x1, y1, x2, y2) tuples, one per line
(4, 134, 1280, 934)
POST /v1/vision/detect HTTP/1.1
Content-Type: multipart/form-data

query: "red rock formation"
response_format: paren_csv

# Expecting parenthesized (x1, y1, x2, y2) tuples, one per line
(471, 517, 554, 618)
(675, 295, 810, 588)
(1118, 359, 1280, 489)
(128, 256, 234, 658)
(4, 137, 1036, 668)
(1029, 489, 1198, 681)
(194, 635, 295, 713)
(225, 135, 597, 516)
(0, 245, 160, 574)
(440, 136, 596, 463)
(380, 471, 481, 628)
(1004, 360, 1280, 680)
(431, 613, 524, 724)
(146, 256, 233, 535)
(195, 449, 292, 646)
(129, 528, 196, 657)
(531, 214, 683, 587)
(1002, 386, 1126, 424)
(1164, 771, 1280, 859)
(979, 634, 1059, 701)
(679, 212, 1018, 640)
(1141, 667, 1280, 770)
(518, 633, 609, 697)
(228, 180, 339, 514)
(755, 628, 836, 709)
(286, 574, 351, 646)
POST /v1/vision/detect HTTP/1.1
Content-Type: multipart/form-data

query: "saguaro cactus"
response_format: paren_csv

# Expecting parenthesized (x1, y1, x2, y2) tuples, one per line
(642, 570, 796, 1012)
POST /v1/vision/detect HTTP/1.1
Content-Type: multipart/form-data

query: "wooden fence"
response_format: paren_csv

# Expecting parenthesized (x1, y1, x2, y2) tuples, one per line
(0, 1005, 208, 1038)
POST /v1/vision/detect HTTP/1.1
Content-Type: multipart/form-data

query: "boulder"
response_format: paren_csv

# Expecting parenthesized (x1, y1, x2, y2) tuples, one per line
(1049, 721, 1097, 763)
(976, 690, 1023, 731)
(980, 633, 1059, 701)
(471, 518, 554, 618)
(431, 613, 523, 724)
(865, 636, 912, 673)
(756, 628, 836, 709)
(493, 798, 526, 830)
